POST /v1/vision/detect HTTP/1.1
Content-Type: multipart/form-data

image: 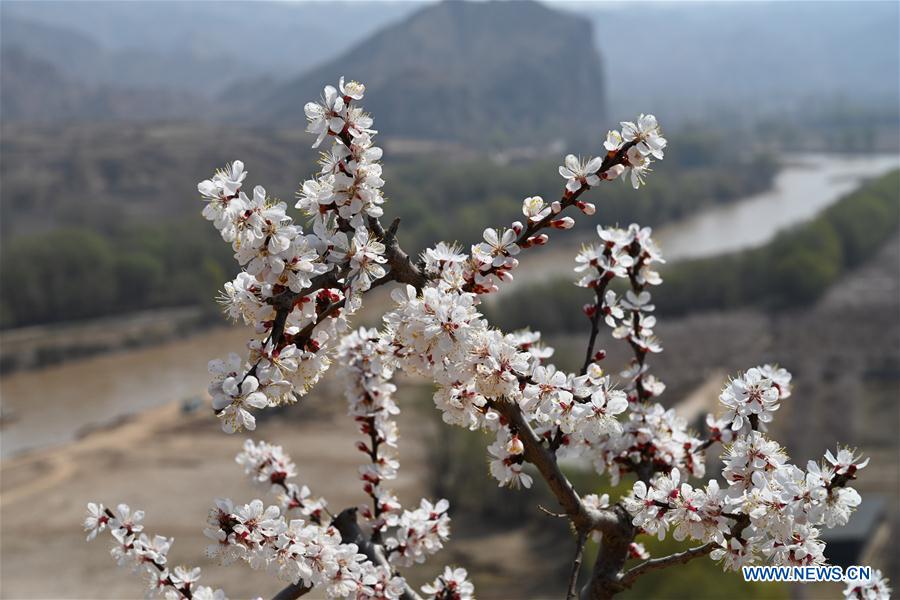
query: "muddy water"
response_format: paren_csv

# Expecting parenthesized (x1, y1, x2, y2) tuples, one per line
(653, 153, 900, 260)
(0, 327, 247, 457)
(504, 153, 900, 290)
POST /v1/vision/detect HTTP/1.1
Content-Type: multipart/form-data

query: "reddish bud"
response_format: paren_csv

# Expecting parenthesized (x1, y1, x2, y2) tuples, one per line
(577, 201, 596, 215)
(551, 217, 574, 230)
(601, 164, 626, 181)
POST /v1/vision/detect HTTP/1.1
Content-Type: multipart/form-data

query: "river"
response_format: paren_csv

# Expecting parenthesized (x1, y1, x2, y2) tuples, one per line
(1, 153, 897, 458)
(654, 153, 900, 260)
(504, 152, 900, 289)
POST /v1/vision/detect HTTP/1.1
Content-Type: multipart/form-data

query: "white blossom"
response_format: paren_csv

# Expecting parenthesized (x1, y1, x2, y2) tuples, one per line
(559, 154, 603, 192)
(845, 569, 892, 600)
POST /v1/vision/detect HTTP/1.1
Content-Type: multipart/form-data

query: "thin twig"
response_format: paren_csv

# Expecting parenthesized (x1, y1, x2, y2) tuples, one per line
(566, 530, 588, 600)
(537, 504, 567, 518)
(463, 141, 639, 292)
(618, 542, 716, 588)
(580, 281, 610, 376)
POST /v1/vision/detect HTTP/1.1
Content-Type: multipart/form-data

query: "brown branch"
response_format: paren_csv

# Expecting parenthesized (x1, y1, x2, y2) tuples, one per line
(582, 505, 635, 600)
(332, 508, 423, 600)
(369, 216, 428, 290)
(492, 398, 619, 535)
(463, 141, 639, 293)
(610, 512, 751, 595)
(580, 280, 611, 376)
(271, 582, 311, 600)
(618, 542, 716, 589)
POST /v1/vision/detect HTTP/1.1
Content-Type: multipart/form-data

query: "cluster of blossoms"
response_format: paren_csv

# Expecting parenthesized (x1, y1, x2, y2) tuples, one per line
(235, 439, 329, 522)
(336, 328, 401, 536)
(89, 440, 469, 599)
(201, 77, 393, 434)
(572, 224, 701, 483)
(84, 503, 226, 600)
(334, 330, 454, 568)
(622, 381, 871, 573)
(203, 496, 379, 594)
(719, 364, 791, 434)
(421, 567, 476, 600)
(601, 114, 666, 189)
(87, 78, 887, 599)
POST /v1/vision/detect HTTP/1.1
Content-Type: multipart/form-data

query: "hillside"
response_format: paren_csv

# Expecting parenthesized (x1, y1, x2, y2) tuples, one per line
(0, 47, 203, 123)
(248, 0, 606, 146)
(1, 1, 415, 92)
(579, 1, 900, 126)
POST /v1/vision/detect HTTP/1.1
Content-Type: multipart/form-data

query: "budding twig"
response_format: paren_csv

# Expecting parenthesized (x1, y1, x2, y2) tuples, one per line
(567, 530, 588, 600)
(618, 542, 716, 589)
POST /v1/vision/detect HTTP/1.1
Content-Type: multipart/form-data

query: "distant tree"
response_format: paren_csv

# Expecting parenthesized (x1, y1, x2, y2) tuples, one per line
(1, 229, 116, 324)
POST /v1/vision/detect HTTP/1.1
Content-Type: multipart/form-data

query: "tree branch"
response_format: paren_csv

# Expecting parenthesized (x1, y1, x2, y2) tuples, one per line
(271, 582, 311, 600)
(492, 398, 619, 535)
(580, 280, 610, 376)
(567, 530, 588, 600)
(618, 542, 716, 589)
(582, 505, 635, 600)
(369, 216, 429, 290)
(332, 508, 423, 600)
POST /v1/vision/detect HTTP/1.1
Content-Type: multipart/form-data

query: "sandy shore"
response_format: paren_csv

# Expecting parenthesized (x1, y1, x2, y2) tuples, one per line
(0, 379, 430, 599)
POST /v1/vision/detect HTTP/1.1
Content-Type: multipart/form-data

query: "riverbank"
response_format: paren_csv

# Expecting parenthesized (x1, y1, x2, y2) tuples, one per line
(499, 152, 900, 294)
(0, 305, 218, 375)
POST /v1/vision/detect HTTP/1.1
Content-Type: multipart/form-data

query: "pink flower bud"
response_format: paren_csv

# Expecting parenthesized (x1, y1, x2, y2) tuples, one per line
(551, 217, 574, 230)
(530, 234, 549, 246)
(601, 164, 626, 181)
(511, 221, 523, 234)
(506, 435, 525, 455)
(577, 201, 596, 215)
(551, 201, 562, 214)
(583, 304, 597, 318)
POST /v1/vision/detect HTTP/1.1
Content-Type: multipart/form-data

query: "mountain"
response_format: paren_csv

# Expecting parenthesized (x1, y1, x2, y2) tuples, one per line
(1, 2, 418, 95)
(247, 0, 606, 147)
(0, 14, 253, 97)
(0, 47, 204, 123)
(570, 1, 900, 125)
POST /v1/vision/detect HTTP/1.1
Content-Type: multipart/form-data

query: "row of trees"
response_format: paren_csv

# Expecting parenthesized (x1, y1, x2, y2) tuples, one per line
(0, 222, 229, 328)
